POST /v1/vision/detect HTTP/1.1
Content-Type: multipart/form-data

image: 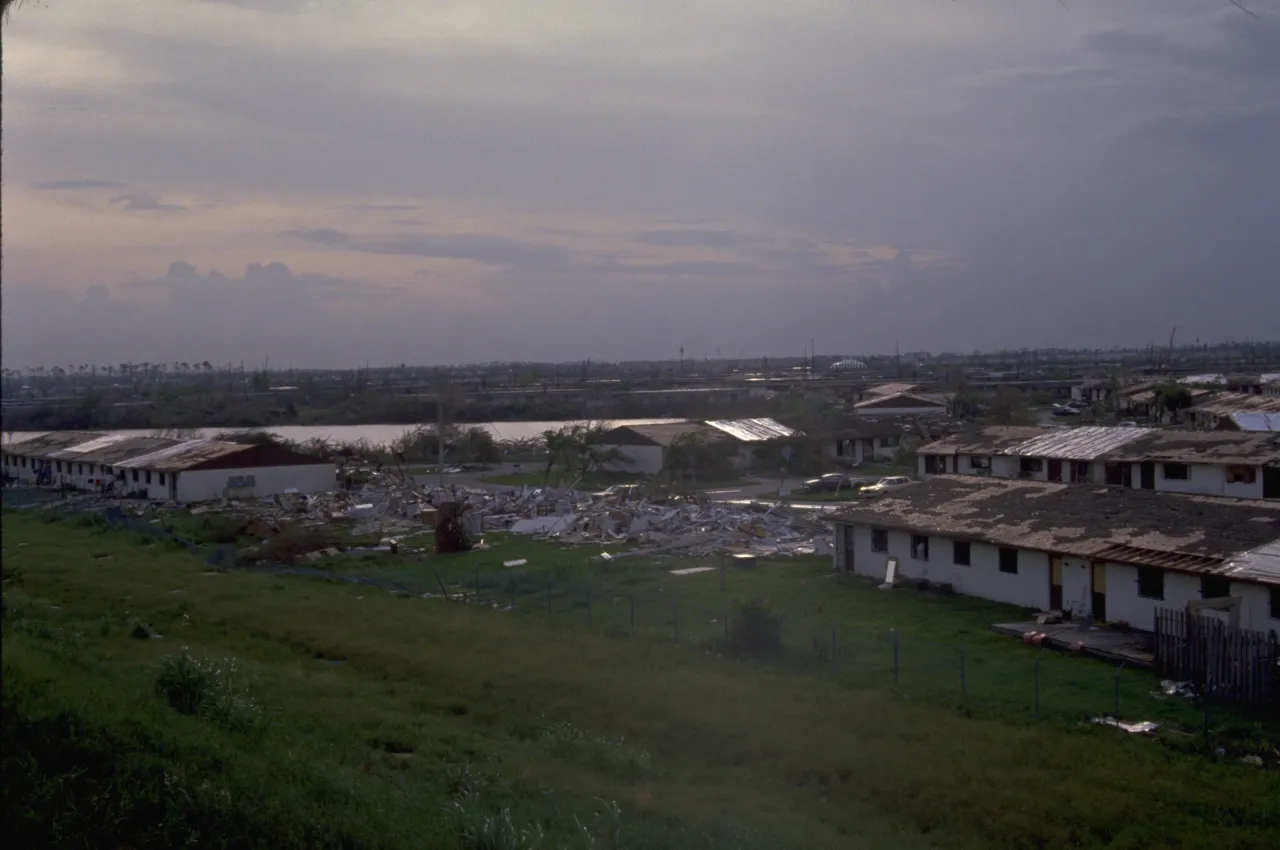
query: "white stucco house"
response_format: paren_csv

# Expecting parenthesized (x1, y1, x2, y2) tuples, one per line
(2, 431, 335, 502)
(830, 476, 1280, 636)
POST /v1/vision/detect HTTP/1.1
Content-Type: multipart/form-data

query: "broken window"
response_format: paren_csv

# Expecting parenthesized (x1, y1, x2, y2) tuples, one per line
(953, 540, 971, 566)
(1069, 461, 1091, 483)
(159, 473, 166, 485)
(1200, 577, 1231, 600)
(871, 528, 889, 553)
(1020, 458, 1044, 474)
(969, 455, 990, 470)
(879, 436, 900, 448)
(1137, 567, 1164, 600)
(999, 547, 1018, 574)
(911, 534, 929, 561)
(145, 470, 152, 485)
(1163, 463, 1189, 481)
(1226, 466, 1257, 484)
(1271, 587, 1280, 620)
(924, 454, 940, 474)
(132, 470, 139, 483)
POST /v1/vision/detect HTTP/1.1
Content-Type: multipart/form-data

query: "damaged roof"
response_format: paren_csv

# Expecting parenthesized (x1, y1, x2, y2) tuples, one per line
(1101, 430, 1280, 467)
(1226, 412, 1280, 432)
(1220, 540, 1280, 585)
(1191, 392, 1280, 416)
(830, 475, 1280, 581)
(704, 418, 799, 442)
(864, 382, 923, 397)
(917, 427, 1045, 455)
(3, 431, 105, 455)
(1004, 425, 1155, 460)
(114, 439, 260, 471)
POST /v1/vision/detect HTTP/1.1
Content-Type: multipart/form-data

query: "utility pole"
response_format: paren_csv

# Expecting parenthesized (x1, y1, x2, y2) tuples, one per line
(437, 395, 445, 489)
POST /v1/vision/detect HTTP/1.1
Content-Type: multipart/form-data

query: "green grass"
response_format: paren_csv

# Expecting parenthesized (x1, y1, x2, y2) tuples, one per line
(4, 511, 1279, 849)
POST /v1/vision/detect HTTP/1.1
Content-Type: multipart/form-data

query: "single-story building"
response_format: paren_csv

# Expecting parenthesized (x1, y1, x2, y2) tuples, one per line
(1187, 391, 1280, 430)
(828, 416, 934, 465)
(1070, 379, 1115, 405)
(853, 382, 925, 403)
(1216, 412, 1280, 432)
(598, 417, 801, 475)
(852, 391, 949, 418)
(916, 425, 1280, 500)
(2, 431, 336, 502)
(830, 475, 1280, 635)
(596, 422, 720, 475)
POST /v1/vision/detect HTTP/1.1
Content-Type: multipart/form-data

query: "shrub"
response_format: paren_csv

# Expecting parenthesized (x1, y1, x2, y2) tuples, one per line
(154, 649, 264, 733)
(541, 721, 653, 783)
(729, 598, 783, 656)
(446, 793, 545, 850)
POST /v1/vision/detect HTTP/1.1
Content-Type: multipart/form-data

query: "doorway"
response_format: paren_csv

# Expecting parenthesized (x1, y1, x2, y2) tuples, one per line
(1049, 556, 1064, 612)
(842, 526, 856, 573)
(1090, 561, 1107, 622)
(1264, 467, 1280, 500)
(1047, 459, 1063, 483)
(1140, 462, 1155, 490)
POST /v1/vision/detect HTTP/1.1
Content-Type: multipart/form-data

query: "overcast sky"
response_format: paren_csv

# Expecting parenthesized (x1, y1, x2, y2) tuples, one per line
(3, 0, 1278, 368)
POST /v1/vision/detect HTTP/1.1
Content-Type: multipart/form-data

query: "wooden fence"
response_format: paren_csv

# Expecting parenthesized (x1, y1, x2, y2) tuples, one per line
(1154, 607, 1278, 708)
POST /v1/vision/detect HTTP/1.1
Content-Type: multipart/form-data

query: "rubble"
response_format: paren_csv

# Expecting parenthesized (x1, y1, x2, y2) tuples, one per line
(33, 468, 836, 562)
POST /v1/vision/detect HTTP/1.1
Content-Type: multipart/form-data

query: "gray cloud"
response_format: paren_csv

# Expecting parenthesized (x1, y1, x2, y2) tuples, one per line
(279, 228, 576, 269)
(4, 0, 1280, 367)
(110, 191, 187, 212)
(31, 179, 126, 190)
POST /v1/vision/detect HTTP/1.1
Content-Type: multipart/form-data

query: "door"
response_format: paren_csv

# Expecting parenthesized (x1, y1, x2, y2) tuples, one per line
(861, 439, 874, 461)
(1049, 556, 1064, 612)
(1265, 467, 1280, 500)
(1090, 561, 1107, 622)
(843, 526, 855, 573)
(1047, 459, 1063, 483)
(1140, 461, 1155, 490)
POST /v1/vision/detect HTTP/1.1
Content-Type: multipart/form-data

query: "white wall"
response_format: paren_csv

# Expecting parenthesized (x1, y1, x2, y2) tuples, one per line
(854, 405, 944, 417)
(1104, 563, 1277, 634)
(175, 463, 336, 503)
(605, 444, 664, 475)
(991, 456, 1018, 479)
(835, 522, 1049, 610)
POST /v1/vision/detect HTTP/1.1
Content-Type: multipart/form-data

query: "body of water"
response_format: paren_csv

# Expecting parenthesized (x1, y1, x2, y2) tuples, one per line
(2, 419, 683, 447)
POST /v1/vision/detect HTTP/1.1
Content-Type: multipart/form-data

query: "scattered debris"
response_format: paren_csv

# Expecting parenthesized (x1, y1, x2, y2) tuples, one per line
(1092, 717, 1159, 735)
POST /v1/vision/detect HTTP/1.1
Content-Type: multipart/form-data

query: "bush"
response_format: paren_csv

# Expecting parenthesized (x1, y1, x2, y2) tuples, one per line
(729, 598, 783, 656)
(154, 649, 264, 733)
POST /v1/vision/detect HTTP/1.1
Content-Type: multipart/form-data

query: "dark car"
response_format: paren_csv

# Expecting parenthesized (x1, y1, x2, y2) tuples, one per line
(803, 473, 857, 492)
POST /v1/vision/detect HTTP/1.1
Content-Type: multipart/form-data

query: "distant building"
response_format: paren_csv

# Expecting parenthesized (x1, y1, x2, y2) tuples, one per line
(851, 391, 949, 418)
(598, 418, 800, 475)
(2, 432, 334, 502)
(830, 476, 1280, 634)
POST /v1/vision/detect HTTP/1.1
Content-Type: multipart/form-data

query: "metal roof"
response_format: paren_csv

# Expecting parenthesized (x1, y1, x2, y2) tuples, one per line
(1228, 412, 1280, 432)
(1102, 430, 1280, 467)
(1220, 540, 1280, 585)
(704, 418, 800, 442)
(1007, 426, 1155, 461)
(1191, 392, 1280, 416)
(2, 431, 104, 455)
(917, 427, 1054, 456)
(853, 392, 948, 409)
(50, 433, 134, 455)
(114, 439, 251, 471)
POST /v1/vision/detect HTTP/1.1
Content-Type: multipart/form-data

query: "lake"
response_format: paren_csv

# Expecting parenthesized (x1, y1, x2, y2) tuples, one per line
(2, 419, 683, 447)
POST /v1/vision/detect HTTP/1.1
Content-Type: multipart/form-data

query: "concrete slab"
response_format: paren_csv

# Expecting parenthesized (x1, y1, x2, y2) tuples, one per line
(992, 621, 1155, 668)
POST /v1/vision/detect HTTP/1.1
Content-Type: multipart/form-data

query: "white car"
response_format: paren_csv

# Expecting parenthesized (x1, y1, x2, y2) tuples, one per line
(861, 476, 914, 496)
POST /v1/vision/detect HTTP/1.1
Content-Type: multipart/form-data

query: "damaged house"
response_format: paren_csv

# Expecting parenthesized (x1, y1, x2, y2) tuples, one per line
(831, 475, 1280, 634)
(917, 425, 1280, 501)
(2, 431, 335, 502)
(597, 417, 801, 476)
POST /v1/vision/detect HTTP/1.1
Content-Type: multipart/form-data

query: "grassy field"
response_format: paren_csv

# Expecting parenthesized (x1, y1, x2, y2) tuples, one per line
(4, 510, 1279, 849)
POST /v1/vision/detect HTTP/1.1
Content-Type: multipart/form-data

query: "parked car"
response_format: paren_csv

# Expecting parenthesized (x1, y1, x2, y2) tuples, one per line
(803, 473, 858, 493)
(591, 484, 642, 500)
(860, 476, 915, 496)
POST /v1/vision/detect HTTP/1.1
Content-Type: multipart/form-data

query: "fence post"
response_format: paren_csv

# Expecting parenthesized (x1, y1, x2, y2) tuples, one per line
(891, 628, 899, 686)
(673, 592, 680, 643)
(433, 569, 449, 601)
(961, 640, 967, 698)
(1114, 662, 1125, 720)
(1034, 651, 1042, 720)
(1203, 685, 1211, 748)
